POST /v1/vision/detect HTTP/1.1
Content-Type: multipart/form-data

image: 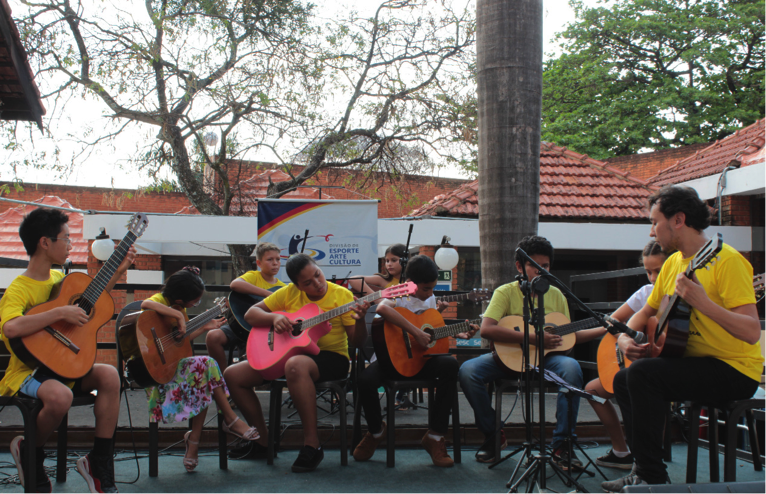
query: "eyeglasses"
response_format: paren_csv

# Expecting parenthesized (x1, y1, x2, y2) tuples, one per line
(191, 299, 202, 307)
(49, 237, 72, 245)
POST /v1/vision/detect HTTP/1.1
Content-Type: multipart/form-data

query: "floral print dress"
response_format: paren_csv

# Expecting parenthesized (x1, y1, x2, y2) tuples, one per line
(146, 356, 229, 424)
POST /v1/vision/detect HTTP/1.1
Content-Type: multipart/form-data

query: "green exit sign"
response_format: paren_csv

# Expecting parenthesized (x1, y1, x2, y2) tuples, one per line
(438, 270, 452, 282)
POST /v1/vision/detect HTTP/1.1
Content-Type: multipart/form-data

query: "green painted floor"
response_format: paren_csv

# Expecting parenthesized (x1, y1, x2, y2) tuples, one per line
(0, 442, 763, 492)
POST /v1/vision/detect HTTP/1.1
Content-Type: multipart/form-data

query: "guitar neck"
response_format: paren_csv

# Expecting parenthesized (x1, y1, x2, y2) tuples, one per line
(432, 318, 482, 341)
(81, 232, 138, 310)
(436, 293, 468, 303)
(181, 305, 226, 340)
(545, 317, 599, 337)
(297, 289, 384, 330)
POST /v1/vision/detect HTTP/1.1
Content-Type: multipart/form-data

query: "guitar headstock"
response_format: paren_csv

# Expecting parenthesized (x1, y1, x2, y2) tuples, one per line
(754, 273, 765, 299)
(126, 213, 149, 238)
(690, 233, 723, 274)
(466, 288, 493, 303)
(380, 281, 418, 300)
(213, 297, 228, 310)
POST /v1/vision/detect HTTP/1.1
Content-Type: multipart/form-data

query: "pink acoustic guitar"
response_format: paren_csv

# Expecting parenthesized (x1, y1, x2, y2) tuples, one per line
(246, 282, 417, 380)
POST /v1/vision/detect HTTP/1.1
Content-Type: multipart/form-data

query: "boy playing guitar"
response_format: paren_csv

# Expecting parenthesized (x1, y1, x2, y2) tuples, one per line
(0, 208, 135, 493)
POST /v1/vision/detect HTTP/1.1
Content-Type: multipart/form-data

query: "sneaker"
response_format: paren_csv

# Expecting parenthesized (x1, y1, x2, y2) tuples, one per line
(552, 444, 583, 471)
(10, 436, 51, 493)
(601, 471, 670, 492)
(421, 431, 454, 468)
(353, 422, 386, 462)
(475, 430, 508, 463)
(229, 441, 268, 460)
(595, 448, 634, 470)
(76, 453, 118, 493)
(291, 445, 324, 473)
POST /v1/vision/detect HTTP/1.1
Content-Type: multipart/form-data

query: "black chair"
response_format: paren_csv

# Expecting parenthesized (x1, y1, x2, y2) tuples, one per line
(0, 393, 96, 493)
(381, 377, 461, 467)
(267, 377, 350, 466)
(685, 398, 764, 483)
(114, 301, 228, 477)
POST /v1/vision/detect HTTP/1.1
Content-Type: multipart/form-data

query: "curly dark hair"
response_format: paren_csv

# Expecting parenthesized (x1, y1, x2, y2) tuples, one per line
(515, 235, 554, 266)
(285, 253, 317, 284)
(648, 186, 711, 231)
(19, 208, 70, 256)
(162, 267, 205, 304)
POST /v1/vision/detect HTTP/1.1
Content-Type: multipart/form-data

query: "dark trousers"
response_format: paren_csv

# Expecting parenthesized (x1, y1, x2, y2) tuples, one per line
(613, 357, 758, 483)
(357, 356, 459, 435)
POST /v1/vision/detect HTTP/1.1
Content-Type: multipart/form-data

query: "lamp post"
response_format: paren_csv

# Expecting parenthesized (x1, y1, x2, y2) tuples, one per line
(434, 236, 459, 271)
(91, 228, 114, 262)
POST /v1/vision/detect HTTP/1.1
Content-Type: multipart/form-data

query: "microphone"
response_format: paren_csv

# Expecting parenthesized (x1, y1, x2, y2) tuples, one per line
(604, 315, 647, 344)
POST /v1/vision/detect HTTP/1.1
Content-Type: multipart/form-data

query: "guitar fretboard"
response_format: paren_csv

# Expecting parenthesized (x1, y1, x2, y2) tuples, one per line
(80, 231, 138, 313)
(432, 318, 482, 340)
(544, 317, 600, 337)
(295, 289, 386, 331)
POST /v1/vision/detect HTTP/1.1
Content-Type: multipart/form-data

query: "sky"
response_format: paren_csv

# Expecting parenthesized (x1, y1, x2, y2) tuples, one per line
(0, 0, 593, 190)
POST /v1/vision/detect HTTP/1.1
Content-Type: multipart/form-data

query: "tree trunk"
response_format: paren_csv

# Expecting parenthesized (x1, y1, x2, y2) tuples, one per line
(228, 244, 256, 277)
(477, 0, 542, 291)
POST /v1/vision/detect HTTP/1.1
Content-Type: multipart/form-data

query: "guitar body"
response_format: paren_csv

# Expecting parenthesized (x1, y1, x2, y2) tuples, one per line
(246, 304, 332, 380)
(9, 272, 114, 380)
(491, 313, 576, 373)
(227, 287, 281, 342)
(134, 309, 193, 386)
(652, 294, 690, 358)
(596, 332, 632, 394)
(371, 308, 450, 377)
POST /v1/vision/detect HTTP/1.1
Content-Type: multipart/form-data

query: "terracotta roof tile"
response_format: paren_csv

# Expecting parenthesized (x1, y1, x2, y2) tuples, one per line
(409, 142, 657, 221)
(649, 120, 765, 186)
(0, 196, 88, 264)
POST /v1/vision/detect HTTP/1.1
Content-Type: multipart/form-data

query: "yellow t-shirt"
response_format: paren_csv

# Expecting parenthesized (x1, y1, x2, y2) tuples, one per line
(647, 243, 762, 382)
(263, 281, 355, 358)
(0, 270, 68, 395)
(238, 271, 286, 291)
(145, 293, 186, 315)
(484, 281, 570, 321)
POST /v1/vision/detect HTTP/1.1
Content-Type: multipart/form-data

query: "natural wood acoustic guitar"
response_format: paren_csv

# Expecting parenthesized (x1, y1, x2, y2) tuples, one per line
(491, 313, 600, 373)
(9, 213, 148, 379)
(371, 307, 481, 377)
(118, 297, 228, 387)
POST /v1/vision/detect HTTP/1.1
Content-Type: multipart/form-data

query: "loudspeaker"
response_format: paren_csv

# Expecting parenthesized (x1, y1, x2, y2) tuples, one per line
(620, 482, 766, 494)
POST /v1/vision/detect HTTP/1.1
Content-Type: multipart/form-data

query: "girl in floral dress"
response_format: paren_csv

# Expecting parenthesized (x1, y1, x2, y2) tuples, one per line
(141, 267, 259, 472)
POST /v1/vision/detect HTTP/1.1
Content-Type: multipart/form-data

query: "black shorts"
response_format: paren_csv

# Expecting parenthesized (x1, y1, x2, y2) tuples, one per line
(306, 351, 349, 382)
(219, 323, 243, 348)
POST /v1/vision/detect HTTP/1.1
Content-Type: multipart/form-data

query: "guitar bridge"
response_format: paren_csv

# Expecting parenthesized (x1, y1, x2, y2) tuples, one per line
(43, 326, 80, 354)
(150, 326, 166, 364)
(268, 328, 274, 351)
(402, 329, 413, 359)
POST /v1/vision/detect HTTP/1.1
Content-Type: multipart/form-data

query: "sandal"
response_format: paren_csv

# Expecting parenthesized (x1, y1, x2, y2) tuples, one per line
(222, 416, 260, 441)
(183, 431, 199, 473)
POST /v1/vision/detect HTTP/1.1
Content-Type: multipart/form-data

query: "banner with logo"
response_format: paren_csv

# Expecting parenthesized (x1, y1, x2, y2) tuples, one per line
(257, 199, 379, 284)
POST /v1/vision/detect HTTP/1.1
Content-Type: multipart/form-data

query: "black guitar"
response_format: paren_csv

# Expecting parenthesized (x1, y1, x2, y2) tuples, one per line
(226, 286, 282, 342)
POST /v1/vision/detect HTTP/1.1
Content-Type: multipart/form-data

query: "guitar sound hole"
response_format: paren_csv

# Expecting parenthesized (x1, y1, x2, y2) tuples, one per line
(70, 297, 93, 318)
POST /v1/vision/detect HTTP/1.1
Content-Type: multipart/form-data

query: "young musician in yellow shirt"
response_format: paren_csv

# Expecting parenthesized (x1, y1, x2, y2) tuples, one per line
(0, 208, 135, 493)
(206, 242, 285, 372)
(223, 254, 369, 472)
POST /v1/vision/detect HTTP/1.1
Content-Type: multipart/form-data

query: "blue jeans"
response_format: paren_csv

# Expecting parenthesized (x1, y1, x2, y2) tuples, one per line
(458, 352, 583, 449)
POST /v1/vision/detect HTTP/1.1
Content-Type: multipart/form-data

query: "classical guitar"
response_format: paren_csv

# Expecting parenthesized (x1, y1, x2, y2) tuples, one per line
(10, 213, 148, 380)
(491, 313, 600, 373)
(436, 288, 493, 304)
(227, 286, 283, 342)
(246, 282, 417, 380)
(118, 297, 228, 387)
(372, 307, 480, 377)
(597, 234, 724, 393)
